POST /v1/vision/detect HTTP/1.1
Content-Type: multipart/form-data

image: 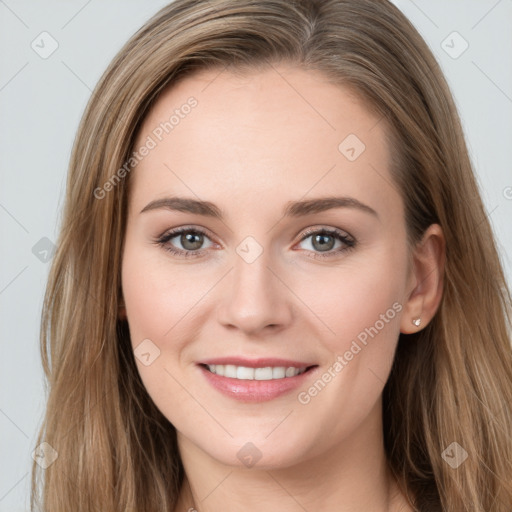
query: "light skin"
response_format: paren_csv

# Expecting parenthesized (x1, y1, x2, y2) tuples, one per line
(121, 64, 445, 511)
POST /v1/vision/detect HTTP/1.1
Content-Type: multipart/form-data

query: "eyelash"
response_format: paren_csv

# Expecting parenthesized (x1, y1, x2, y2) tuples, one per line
(153, 226, 356, 260)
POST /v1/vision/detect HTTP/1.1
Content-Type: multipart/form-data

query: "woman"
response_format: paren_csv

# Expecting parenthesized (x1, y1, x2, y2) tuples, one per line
(32, 0, 512, 511)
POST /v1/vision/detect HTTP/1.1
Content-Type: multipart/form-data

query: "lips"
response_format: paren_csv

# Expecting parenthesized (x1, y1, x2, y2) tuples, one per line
(197, 357, 318, 402)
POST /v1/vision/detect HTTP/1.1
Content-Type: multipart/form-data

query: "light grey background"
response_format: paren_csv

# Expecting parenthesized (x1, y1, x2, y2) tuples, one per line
(1, 1, 511, 510)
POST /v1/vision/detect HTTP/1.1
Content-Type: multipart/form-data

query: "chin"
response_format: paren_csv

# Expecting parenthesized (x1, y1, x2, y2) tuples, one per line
(188, 430, 314, 471)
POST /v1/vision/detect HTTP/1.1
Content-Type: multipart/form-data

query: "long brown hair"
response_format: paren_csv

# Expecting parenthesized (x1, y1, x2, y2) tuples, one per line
(32, 0, 512, 510)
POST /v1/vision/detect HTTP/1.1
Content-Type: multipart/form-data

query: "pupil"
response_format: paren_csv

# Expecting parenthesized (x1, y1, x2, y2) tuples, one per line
(313, 234, 334, 252)
(181, 232, 203, 250)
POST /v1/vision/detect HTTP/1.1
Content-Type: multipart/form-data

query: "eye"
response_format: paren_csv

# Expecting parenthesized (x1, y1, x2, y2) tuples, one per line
(296, 227, 356, 259)
(154, 227, 216, 257)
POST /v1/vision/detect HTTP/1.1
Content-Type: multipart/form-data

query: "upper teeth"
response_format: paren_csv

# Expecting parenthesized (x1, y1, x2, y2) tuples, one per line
(207, 364, 307, 380)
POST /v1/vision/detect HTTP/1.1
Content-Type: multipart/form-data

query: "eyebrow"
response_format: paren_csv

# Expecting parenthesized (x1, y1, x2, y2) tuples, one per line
(140, 196, 379, 219)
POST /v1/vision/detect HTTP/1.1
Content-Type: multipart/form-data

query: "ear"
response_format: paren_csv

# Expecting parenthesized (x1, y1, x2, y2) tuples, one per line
(400, 223, 445, 334)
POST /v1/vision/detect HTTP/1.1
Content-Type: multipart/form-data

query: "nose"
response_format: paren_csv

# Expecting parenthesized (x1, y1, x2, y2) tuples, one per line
(216, 249, 294, 336)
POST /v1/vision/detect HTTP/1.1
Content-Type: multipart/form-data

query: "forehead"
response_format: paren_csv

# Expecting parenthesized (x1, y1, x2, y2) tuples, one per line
(128, 65, 400, 222)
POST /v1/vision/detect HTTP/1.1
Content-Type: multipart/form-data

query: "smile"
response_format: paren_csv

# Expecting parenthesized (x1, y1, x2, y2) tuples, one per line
(197, 359, 318, 402)
(205, 364, 308, 380)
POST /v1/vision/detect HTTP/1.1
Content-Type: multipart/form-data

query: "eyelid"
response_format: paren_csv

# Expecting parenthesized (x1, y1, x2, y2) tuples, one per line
(296, 225, 354, 243)
(157, 225, 218, 244)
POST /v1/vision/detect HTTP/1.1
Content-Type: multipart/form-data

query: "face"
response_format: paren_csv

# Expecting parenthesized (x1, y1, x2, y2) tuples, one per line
(121, 64, 414, 469)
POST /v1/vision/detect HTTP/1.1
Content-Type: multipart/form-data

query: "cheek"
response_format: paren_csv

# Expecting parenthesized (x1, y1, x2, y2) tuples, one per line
(294, 248, 406, 355)
(121, 246, 206, 420)
(290, 252, 406, 445)
(121, 243, 222, 408)
(121, 244, 214, 345)
(291, 247, 407, 426)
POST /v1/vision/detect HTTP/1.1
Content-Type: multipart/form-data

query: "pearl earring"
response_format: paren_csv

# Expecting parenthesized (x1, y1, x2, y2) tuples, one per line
(412, 318, 421, 327)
